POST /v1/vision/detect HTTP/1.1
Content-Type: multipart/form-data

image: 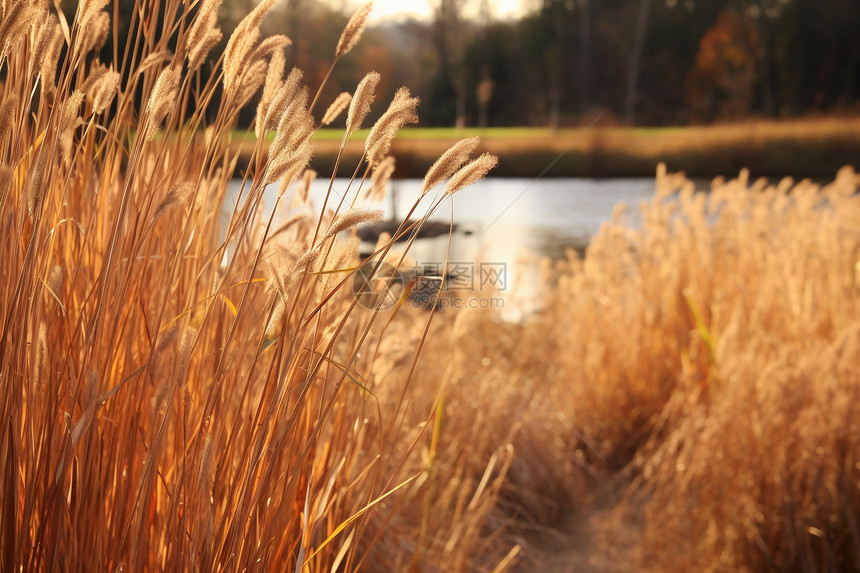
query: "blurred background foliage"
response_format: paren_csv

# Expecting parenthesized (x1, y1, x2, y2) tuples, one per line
(97, 0, 860, 128)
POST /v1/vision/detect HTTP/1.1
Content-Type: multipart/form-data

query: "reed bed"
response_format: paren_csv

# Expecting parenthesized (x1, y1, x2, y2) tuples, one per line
(371, 165, 859, 570)
(426, 164, 860, 570)
(0, 0, 516, 570)
(3, 0, 860, 570)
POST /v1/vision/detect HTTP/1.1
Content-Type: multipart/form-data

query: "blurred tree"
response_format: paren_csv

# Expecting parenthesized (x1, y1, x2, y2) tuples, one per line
(578, 0, 592, 113)
(430, 0, 470, 128)
(772, 0, 860, 113)
(687, 7, 760, 120)
(517, 0, 576, 128)
(97, 0, 860, 127)
(624, 0, 651, 123)
(463, 20, 522, 126)
(475, 72, 493, 128)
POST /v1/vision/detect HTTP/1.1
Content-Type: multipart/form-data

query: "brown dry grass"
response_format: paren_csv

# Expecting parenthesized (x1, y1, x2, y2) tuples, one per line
(397, 164, 860, 570)
(3, 0, 860, 571)
(0, 0, 511, 570)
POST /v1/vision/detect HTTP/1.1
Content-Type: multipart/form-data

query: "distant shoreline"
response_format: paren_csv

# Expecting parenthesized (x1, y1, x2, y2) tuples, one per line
(230, 118, 860, 180)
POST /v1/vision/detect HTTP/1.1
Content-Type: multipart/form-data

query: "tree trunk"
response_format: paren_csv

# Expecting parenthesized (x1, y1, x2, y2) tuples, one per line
(548, 87, 560, 131)
(455, 76, 467, 129)
(432, 0, 468, 128)
(579, 0, 591, 114)
(847, 2, 860, 101)
(624, 0, 652, 124)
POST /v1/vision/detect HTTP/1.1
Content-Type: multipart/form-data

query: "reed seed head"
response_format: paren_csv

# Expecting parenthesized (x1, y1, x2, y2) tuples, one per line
(336, 2, 372, 58)
(321, 91, 351, 126)
(185, 0, 222, 72)
(176, 327, 197, 386)
(223, 0, 276, 94)
(152, 181, 195, 222)
(144, 67, 180, 141)
(268, 243, 322, 305)
(266, 120, 312, 182)
(79, 10, 110, 57)
(77, 0, 109, 27)
(0, 92, 17, 141)
(138, 50, 174, 75)
(265, 87, 314, 187)
(256, 48, 286, 137)
(27, 147, 50, 216)
(38, 20, 63, 97)
(276, 141, 313, 197)
(211, 263, 228, 298)
(251, 34, 291, 62)
(83, 62, 119, 114)
(32, 14, 59, 75)
(273, 86, 312, 145)
(326, 209, 384, 239)
(369, 156, 395, 202)
(445, 152, 498, 195)
(264, 67, 303, 133)
(234, 58, 268, 111)
(82, 61, 109, 92)
(374, 231, 392, 251)
(89, 69, 120, 114)
(264, 300, 286, 339)
(59, 90, 84, 133)
(84, 368, 99, 407)
(0, 1, 40, 59)
(365, 87, 419, 167)
(421, 137, 480, 196)
(197, 433, 214, 496)
(346, 71, 379, 137)
(58, 90, 84, 162)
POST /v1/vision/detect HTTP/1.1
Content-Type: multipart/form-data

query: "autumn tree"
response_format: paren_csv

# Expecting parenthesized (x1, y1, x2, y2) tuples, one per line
(688, 7, 760, 121)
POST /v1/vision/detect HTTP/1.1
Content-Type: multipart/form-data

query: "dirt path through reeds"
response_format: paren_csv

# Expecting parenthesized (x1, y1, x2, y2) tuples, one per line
(524, 481, 643, 573)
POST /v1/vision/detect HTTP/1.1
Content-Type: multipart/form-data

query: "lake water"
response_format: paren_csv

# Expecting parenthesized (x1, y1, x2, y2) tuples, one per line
(225, 177, 660, 317)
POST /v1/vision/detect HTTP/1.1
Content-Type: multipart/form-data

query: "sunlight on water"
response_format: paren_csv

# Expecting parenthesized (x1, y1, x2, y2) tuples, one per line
(225, 177, 659, 320)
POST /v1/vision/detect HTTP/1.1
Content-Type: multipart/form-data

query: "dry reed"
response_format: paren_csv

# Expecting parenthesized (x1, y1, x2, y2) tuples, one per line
(346, 71, 380, 137)
(335, 2, 373, 58)
(445, 152, 499, 195)
(144, 67, 179, 140)
(365, 87, 419, 167)
(223, 0, 276, 94)
(0, 2, 518, 569)
(322, 91, 352, 126)
(8, 0, 851, 570)
(185, 0, 222, 72)
(421, 136, 480, 195)
(368, 156, 395, 202)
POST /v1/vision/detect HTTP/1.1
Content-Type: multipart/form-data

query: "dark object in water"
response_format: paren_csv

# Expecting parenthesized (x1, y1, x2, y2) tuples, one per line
(356, 220, 456, 243)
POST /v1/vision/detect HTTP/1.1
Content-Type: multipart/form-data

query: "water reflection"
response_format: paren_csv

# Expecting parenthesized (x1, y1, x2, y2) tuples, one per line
(225, 177, 659, 318)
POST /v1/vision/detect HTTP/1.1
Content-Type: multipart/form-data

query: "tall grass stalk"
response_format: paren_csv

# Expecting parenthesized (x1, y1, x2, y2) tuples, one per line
(0, 1, 509, 570)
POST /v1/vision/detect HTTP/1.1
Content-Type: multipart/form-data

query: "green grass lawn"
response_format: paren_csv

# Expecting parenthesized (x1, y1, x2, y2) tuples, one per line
(230, 119, 860, 178)
(230, 126, 556, 142)
(232, 126, 695, 142)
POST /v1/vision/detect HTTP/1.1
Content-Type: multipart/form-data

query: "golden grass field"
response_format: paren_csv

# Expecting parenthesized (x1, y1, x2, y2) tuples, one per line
(1, 0, 859, 571)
